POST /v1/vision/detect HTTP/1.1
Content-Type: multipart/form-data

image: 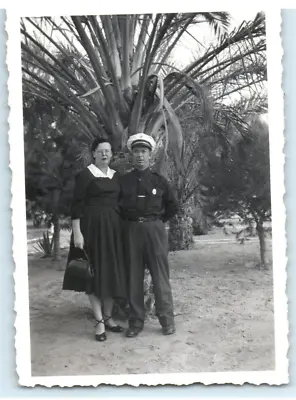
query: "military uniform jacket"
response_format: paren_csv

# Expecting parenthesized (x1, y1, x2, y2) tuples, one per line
(119, 168, 178, 222)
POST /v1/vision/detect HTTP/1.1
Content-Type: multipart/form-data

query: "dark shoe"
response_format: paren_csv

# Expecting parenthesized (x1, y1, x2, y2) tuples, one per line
(105, 325, 124, 333)
(94, 319, 107, 342)
(126, 326, 143, 338)
(104, 316, 124, 333)
(162, 325, 176, 335)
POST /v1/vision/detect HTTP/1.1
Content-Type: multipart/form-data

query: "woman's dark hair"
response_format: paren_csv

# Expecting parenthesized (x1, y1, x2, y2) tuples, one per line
(91, 137, 113, 153)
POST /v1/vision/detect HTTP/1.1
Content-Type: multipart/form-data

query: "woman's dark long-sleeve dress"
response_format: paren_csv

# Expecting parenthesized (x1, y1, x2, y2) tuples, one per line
(62, 166, 126, 300)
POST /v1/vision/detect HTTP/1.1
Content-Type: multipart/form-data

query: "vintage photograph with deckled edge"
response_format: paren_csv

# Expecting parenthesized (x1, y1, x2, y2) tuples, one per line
(6, 2, 288, 387)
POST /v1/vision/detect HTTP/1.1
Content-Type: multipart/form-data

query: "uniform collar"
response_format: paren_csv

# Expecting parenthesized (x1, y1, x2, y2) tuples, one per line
(134, 167, 151, 177)
(88, 164, 116, 179)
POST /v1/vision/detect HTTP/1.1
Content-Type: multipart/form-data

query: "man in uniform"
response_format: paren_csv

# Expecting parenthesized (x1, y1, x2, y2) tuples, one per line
(120, 133, 178, 338)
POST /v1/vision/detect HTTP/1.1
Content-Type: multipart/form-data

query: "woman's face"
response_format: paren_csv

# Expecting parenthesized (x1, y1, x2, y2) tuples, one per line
(93, 142, 112, 167)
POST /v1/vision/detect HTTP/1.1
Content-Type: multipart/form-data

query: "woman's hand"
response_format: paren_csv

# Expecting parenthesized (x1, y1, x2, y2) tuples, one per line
(74, 231, 84, 249)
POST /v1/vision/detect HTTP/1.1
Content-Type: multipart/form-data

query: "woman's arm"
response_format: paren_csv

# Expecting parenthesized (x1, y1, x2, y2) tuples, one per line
(71, 170, 89, 248)
(72, 219, 84, 248)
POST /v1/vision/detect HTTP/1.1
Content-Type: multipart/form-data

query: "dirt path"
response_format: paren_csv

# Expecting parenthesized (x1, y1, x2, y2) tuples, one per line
(28, 239, 274, 376)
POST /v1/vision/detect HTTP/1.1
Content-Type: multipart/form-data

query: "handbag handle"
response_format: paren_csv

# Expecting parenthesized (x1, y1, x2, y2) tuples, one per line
(81, 248, 90, 263)
(76, 247, 90, 264)
(81, 248, 94, 274)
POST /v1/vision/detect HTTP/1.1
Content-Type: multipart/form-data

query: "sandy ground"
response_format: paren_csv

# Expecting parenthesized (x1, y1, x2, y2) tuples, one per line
(28, 232, 274, 377)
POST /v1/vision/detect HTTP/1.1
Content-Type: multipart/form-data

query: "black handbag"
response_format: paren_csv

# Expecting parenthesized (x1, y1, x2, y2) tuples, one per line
(64, 249, 94, 293)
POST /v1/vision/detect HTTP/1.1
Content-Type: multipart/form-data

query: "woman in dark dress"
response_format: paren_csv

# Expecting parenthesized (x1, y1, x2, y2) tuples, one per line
(63, 138, 126, 342)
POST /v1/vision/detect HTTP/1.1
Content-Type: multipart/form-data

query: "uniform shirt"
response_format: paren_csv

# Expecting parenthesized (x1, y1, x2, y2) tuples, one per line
(119, 168, 178, 222)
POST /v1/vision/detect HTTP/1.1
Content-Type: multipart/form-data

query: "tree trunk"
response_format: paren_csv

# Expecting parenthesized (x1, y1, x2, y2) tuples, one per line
(192, 206, 211, 235)
(52, 213, 61, 261)
(51, 189, 61, 261)
(256, 220, 267, 269)
(168, 206, 194, 251)
(144, 269, 155, 317)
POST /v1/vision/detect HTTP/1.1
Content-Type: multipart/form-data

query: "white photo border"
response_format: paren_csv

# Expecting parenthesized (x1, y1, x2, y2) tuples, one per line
(6, 2, 288, 387)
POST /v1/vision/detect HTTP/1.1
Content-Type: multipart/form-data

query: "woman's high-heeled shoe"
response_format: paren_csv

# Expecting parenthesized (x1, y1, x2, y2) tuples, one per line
(104, 316, 124, 333)
(95, 318, 107, 342)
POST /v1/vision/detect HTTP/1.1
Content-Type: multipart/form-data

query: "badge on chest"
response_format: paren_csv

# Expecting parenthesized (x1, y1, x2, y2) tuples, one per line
(137, 188, 157, 198)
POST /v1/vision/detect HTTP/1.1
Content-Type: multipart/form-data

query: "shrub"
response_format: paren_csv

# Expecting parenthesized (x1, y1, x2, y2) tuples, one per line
(34, 231, 54, 258)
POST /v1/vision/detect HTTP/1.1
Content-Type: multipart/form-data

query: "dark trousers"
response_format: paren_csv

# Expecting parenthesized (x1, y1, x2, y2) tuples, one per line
(124, 220, 175, 328)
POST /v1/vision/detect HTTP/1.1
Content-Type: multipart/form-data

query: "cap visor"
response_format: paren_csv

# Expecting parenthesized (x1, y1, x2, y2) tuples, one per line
(131, 140, 152, 150)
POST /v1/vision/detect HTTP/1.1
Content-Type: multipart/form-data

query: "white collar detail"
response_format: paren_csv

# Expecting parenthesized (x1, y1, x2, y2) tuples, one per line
(87, 164, 116, 179)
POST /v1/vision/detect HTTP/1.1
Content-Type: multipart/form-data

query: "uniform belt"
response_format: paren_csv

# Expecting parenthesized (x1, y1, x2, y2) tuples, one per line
(126, 216, 159, 223)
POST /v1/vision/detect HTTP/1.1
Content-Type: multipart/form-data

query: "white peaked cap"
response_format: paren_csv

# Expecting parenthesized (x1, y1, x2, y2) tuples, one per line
(127, 133, 156, 152)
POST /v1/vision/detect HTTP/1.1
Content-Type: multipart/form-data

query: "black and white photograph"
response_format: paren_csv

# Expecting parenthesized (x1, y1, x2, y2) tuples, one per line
(6, 2, 287, 387)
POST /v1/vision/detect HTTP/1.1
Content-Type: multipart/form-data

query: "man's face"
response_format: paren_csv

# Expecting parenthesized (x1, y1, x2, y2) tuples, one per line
(132, 145, 151, 170)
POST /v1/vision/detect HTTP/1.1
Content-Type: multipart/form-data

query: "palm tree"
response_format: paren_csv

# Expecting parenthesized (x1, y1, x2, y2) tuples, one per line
(21, 13, 265, 163)
(21, 12, 267, 250)
(162, 16, 267, 248)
